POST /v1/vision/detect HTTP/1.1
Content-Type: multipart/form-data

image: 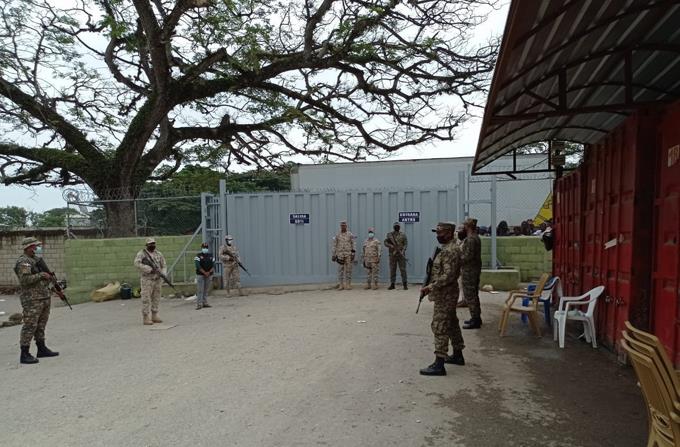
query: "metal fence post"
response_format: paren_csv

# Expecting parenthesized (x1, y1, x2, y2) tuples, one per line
(458, 171, 466, 222)
(133, 199, 138, 236)
(490, 175, 498, 270)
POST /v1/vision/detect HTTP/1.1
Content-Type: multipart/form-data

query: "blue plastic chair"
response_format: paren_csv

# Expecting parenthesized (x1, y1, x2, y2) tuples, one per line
(522, 276, 561, 326)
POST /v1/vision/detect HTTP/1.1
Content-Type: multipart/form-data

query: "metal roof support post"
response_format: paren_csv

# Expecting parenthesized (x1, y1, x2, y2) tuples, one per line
(490, 175, 498, 270)
(201, 192, 208, 245)
(219, 179, 227, 240)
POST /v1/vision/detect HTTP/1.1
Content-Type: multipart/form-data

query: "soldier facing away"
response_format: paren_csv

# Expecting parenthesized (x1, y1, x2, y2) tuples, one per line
(419, 222, 465, 376)
(384, 222, 408, 290)
(460, 218, 483, 329)
(331, 220, 356, 290)
(220, 234, 243, 296)
(134, 238, 167, 325)
(362, 227, 381, 290)
(14, 236, 60, 364)
(194, 242, 214, 310)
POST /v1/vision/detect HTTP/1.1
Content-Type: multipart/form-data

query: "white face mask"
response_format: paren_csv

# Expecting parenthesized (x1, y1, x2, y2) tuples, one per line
(368, 232, 374, 238)
(34, 246, 43, 258)
(226, 240, 233, 245)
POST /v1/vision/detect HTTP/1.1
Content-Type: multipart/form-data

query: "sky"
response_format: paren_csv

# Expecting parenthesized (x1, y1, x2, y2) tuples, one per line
(0, 1, 509, 213)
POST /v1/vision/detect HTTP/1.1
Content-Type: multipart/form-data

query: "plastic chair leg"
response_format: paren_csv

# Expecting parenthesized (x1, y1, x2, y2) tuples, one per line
(558, 316, 566, 348)
(588, 318, 598, 348)
(553, 319, 558, 342)
(543, 301, 551, 327)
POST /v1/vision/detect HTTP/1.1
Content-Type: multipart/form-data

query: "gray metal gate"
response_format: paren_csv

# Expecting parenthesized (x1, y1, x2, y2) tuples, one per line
(202, 185, 466, 287)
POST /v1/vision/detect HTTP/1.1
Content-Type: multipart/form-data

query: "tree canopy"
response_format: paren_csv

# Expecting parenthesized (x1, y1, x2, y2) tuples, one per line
(0, 0, 498, 235)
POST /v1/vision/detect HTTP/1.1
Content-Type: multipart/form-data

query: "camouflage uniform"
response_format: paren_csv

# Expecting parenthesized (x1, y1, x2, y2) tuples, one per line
(219, 241, 241, 293)
(461, 233, 482, 321)
(362, 237, 381, 288)
(134, 248, 166, 318)
(427, 240, 464, 358)
(384, 229, 408, 285)
(14, 254, 51, 347)
(332, 230, 356, 288)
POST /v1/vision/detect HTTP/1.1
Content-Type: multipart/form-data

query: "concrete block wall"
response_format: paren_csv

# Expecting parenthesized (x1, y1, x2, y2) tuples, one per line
(480, 236, 552, 282)
(65, 236, 201, 304)
(0, 229, 98, 288)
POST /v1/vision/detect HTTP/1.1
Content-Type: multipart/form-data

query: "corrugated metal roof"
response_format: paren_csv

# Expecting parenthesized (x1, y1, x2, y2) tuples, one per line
(473, 0, 680, 173)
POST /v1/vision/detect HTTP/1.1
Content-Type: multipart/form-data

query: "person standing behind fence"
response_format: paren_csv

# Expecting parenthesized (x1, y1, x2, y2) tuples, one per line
(220, 235, 243, 296)
(461, 218, 483, 329)
(362, 227, 381, 290)
(332, 220, 356, 290)
(384, 222, 408, 290)
(134, 238, 166, 326)
(194, 242, 214, 310)
(14, 237, 59, 364)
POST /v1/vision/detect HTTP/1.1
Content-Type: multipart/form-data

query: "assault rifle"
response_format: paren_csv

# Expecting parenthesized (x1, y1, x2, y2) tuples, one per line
(141, 250, 176, 290)
(237, 260, 252, 277)
(35, 258, 73, 310)
(416, 246, 441, 314)
(388, 233, 410, 266)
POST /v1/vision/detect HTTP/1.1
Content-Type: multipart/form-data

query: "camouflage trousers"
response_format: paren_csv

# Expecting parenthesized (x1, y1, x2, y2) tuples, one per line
(223, 262, 241, 291)
(431, 294, 464, 358)
(389, 255, 407, 284)
(20, 298, 51, 346)
(141, 276, 161, 316)
(462, 270, 481, 320)
(337, 255, 353, 285)
(364, 261, 380, 285)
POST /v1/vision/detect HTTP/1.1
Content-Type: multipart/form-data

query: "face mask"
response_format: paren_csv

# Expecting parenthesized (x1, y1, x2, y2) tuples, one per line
(368, 232, 374, 238)
(201, 248, 208, 254)
(34, 246, 43, 258)
(458, 230, 467, 241)
(393, 226, 399, 232)
(147, 245, 156, 252)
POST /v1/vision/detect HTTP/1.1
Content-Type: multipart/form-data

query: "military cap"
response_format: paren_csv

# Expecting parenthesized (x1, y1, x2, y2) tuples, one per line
(464, 218, 478, 228)
(225, 234, 234, 240)
(21, 236, 41, 250)
(340, 220, 347, 224)
(393, 221, 400, 226)
(201, 242, 209, 248)
(145, 237, 156, 245)
(431, 222, 456, 232)
(368, 227, 375, 232)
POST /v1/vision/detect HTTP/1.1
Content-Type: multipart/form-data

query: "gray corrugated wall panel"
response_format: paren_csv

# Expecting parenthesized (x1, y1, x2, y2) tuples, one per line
(219, 189, 460, 287)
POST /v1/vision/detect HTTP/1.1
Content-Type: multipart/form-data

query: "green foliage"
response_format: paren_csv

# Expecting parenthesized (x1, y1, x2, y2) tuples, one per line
(0, 206, 29, 228)
(30, 207, 85, 228)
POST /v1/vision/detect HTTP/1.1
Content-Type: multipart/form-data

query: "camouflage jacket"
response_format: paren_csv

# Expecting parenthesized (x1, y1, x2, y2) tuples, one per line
(14, 254, 50, 301)
(461, 234, 482, 273)
(427, 240, 462, 302)
(219, 244, 240, 265)
(384, 231, 408, 256)
(332, 231, 355, 257)
(362, 239, 382, 263)
(134, 249, 167, 279)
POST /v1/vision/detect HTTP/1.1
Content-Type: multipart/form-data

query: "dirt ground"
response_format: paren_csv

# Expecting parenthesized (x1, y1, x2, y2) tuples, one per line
(0, 287, 646, 447)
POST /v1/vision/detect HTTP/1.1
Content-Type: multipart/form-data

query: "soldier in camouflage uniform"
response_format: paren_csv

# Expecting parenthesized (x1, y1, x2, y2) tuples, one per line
(134, 238, 167, 325)
(460, 218, 483, 329)
(332, 221, 356, 290)
(219, 234, 243, 296)
(362, 227, 381, 290)
(14, 236, 60, 364)
(384, 222, 408, 290)
(419, 222, 465, 376)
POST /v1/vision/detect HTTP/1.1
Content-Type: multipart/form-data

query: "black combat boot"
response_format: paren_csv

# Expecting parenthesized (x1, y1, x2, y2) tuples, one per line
(388, 283, 395, 290)
(445, 349, 465, 365)
(463, 318, 482, 330)
(36, 340, 59, 358)
(20, 345, 39, 364)
(403, 282, 408, 290)
(419, 356, 446, 376)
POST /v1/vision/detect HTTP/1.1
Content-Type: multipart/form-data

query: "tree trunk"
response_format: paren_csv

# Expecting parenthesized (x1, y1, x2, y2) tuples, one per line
(104, 200, 137, 237)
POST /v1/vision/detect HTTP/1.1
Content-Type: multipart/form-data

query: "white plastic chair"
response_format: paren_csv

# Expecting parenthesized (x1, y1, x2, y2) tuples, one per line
(553, 286, 604, 349)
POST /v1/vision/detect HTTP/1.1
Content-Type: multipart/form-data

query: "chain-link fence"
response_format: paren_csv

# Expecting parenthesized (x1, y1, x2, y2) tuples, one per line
(63, 186, 201, 238)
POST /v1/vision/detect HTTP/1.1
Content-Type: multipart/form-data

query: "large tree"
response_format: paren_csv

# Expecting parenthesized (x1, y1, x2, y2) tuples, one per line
(0, 0, 498, 236)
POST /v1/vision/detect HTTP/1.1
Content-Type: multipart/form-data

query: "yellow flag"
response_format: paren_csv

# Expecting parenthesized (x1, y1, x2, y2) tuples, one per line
(534, 193, 552, 225)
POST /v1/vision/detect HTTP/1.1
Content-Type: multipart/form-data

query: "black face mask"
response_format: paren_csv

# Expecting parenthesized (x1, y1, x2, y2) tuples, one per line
(147, 245, 156, 252)
(393, 226, 400, 232)
(436, 235, 449, 244)
(458, 230, 467, 241)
